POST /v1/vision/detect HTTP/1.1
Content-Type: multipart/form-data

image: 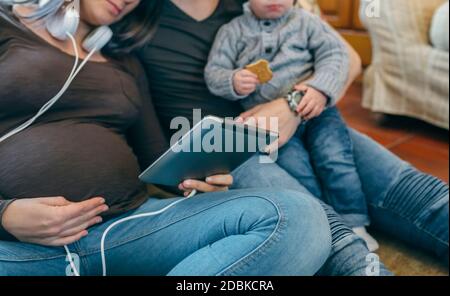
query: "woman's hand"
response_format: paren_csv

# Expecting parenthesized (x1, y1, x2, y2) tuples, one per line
(179, 174, 234, 197)
(236, 98, 302, 149)
(1, 196, 109, 246)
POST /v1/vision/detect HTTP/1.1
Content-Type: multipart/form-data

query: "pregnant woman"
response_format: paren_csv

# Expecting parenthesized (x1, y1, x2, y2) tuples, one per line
(139, 0, 449, 275)
(0, 0, 332, 276)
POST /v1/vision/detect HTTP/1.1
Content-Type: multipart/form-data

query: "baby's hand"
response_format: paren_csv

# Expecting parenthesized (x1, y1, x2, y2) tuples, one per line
(233, 70, 259, 96)
(295, 84, 328, 120)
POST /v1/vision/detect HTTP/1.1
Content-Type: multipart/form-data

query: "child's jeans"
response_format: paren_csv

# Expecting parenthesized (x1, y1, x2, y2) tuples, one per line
(277, 106, 370, 228)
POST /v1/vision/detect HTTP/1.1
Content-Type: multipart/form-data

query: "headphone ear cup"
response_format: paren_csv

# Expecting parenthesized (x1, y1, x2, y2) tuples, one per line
(82, 26, 113, 52)
(39, 0, 51, 8)
(46, 4, 79, 40)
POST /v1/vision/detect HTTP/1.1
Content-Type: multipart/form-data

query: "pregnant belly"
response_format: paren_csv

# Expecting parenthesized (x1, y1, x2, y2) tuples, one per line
(0, 122, 146, 210)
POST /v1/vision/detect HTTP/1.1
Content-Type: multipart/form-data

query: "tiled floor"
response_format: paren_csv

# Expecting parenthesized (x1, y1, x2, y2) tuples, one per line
(337, 82, 449, 276)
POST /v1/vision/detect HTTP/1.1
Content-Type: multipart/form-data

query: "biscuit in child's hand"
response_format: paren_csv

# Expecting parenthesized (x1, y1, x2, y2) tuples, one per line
(245, 59, 273, 84)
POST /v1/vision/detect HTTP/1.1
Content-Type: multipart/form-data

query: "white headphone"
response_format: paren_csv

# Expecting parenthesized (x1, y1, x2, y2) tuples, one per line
(0, 0, 113, 143)
(2, 0, 113, 51)
(43, 0, 113, 52)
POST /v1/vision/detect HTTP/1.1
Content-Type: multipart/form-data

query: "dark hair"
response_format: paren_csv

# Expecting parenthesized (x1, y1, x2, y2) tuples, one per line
(106, 0, 163, 56)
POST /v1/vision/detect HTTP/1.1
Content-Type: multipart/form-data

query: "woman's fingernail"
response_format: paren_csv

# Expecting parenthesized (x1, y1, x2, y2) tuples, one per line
(206, 177, 212, 182)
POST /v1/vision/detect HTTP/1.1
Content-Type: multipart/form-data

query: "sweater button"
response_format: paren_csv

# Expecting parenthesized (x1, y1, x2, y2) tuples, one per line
(265, 47, 273, 54)
(264, 21, 271, 26)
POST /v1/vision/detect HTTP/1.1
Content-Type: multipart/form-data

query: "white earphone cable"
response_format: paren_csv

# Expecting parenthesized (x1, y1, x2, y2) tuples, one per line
(64, 190, 198, 277)
(100, 190, 197, 276)
(64, 244, 80, 277)
(0, 33, 98, 144)
(0, 33, 80, 143)
(61, 33, 99, 278)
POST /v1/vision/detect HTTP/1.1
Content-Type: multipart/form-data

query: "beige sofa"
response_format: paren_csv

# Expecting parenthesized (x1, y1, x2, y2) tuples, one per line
(360, 0, 449, 130)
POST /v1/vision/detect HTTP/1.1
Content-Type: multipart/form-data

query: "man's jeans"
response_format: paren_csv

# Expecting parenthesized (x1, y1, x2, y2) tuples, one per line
(232, 129, 449, 275)
(0, 189, 331, 276)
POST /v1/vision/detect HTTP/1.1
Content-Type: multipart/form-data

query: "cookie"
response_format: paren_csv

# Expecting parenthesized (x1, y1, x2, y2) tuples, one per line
(245, 59, 273, 84)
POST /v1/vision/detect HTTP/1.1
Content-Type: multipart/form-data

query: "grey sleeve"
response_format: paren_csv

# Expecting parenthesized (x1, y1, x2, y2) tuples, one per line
(204, 23, 247, 101)
(304, 13, 350, 105)
(0, 196, 16, 241)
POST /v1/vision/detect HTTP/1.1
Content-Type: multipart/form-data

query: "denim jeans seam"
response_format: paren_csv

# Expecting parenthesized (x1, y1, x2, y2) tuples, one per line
(0, 253, 66, 263)
(218, 230, 284, 276)
(369, 163, 411, 208)
(330, 234, 363, 254)
(73, 252, 90, 276)
(0, 241, 84, 263)
(0, 238, 89, 263)
(215, 200, 287, 276)
(369, 202, 449, 247)
(78, 194, 286, 257)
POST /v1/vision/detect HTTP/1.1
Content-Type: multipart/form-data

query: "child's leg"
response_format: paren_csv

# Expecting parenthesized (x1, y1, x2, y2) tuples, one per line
(304, 107, 378, 251)
(276, 127, 324, 200)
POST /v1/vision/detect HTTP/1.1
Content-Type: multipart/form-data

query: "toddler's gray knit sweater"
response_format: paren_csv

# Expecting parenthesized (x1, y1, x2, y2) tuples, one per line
(205, 3, 350, 109)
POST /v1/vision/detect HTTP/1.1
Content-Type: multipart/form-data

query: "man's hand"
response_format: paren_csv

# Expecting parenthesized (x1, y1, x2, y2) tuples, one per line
(233, 69, 259, 96)
(1, 197, 108, 246)
(294, 84, 328, 120)
(236, 98, 302, 149)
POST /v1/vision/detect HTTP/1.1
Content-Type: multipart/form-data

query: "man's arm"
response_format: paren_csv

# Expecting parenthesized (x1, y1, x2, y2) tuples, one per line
(299, 12, 350, 106)
(296, 0, 362, 100)
(300, 37, 362, 102)
(340, 37, 363, 98)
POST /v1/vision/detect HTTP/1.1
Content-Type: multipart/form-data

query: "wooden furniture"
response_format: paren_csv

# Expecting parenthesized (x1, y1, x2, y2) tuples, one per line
(317, 0, 372, 66)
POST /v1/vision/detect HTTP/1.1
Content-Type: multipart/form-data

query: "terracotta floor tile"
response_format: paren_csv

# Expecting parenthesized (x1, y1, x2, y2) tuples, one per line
(339, 84, 418, 148)
(339, 84, 449, 182)
(390, 136, 449, 182)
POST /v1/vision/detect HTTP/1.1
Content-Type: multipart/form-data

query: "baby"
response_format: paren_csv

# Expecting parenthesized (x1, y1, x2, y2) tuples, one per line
(205, 0, 379, 251)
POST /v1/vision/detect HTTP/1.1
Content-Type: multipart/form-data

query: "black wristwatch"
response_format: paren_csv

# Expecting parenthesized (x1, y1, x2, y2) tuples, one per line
(285, 90, 306, 114)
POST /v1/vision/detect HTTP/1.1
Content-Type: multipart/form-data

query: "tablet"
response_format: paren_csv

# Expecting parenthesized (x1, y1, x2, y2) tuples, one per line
(139, 116, 278, 187)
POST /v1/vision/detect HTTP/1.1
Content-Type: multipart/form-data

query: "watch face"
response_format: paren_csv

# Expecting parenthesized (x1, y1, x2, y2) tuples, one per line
(292, 90, 305, 103)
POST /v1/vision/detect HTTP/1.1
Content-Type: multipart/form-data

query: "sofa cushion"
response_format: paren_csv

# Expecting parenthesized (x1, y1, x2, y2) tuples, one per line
(430, 1, 449, 51)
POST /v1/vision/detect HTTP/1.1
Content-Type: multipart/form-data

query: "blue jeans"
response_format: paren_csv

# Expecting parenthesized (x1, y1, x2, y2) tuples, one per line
(232, 129, 449, 275)
(279, 107, 369, 227)
(0, 189, 331, 276)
